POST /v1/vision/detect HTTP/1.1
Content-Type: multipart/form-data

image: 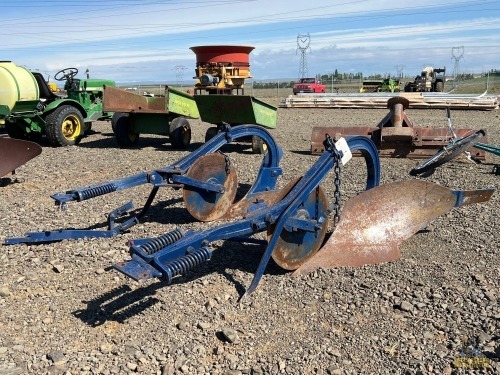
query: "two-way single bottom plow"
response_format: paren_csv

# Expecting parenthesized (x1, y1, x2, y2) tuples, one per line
(4, 124, 284, 245)
(113, 135, 494, 298)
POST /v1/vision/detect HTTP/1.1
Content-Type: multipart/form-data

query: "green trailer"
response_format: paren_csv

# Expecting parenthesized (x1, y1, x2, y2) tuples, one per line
(195, 94, 277, 154)
(106, 87, 277, 153)
(105, 85, 200, 148)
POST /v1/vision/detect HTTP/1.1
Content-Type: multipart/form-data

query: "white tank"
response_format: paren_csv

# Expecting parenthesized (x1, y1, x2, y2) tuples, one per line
(0, 61, 39, 112)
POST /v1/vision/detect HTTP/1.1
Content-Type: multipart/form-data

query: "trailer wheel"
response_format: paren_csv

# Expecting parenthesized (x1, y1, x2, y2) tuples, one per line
(111, 112, 128, 134)
(251, 135, 267, 154)
(115, 115, 139, 147)
(435, 81, 444, 92)
(169, 117, 191, 149)
(45, 105, 84, 146)
(204, 126, 219, 143)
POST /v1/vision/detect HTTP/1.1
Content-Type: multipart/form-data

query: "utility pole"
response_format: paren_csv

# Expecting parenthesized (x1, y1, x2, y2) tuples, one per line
(296, 33, 311, 79)
(451, 46, 464, 86)
(395, 64, 405, 79)
(173, 65, 188, 87)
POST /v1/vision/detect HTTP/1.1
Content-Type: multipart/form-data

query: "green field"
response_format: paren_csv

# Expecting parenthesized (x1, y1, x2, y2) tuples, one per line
(118, 75, 500, 102)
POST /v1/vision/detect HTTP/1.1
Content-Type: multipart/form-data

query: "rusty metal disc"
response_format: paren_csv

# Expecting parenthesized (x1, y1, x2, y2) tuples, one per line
(269, 180, 329, 270)
(182, 153, 238, 222)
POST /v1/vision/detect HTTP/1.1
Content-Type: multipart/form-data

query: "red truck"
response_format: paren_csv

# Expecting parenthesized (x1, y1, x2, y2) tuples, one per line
(293, 77, 326, 95)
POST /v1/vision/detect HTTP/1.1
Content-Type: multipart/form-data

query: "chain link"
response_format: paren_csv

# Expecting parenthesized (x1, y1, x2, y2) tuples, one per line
(218, 151, 231, 175)
(324, 133, 342, 228)
(333, 159, 341, 227)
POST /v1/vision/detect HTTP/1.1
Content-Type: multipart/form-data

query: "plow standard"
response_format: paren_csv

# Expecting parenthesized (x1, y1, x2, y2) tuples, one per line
(4, 125, 494, 298)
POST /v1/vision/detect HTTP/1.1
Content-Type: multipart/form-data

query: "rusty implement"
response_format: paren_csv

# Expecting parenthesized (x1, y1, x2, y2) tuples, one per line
(0, 137, 42, 178)
(310, 97, 488, 160)
(293, 180, 494, 276)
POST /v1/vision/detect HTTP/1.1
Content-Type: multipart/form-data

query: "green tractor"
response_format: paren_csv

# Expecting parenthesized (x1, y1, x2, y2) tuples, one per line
(0, 62, 115, 146)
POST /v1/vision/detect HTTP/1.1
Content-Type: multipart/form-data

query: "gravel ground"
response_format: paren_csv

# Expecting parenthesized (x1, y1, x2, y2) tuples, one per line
(0, 104, 499, 375)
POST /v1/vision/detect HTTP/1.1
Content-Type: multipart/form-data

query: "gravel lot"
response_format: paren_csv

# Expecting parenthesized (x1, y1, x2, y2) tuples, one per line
(0, 103, 499, 375)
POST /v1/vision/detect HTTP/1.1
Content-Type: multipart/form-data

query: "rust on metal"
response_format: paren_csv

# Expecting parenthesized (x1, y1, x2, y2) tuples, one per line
(310, 98, 488, 160)
(182, 153, 238, 222)
(292, 180, 494, 276)
(270, 183, 329, 270)
(0, 138, 42, 178)
(103, 85, 166, 113)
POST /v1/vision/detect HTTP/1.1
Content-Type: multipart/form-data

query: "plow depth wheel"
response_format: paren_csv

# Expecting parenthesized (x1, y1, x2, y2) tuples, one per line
(183, 153, 238, 222)
(270, 183, 329, 270)
(45, 105, 84, 146)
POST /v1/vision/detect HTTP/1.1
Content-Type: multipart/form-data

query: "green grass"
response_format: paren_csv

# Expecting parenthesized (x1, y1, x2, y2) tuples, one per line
(118, 75, 500, 101)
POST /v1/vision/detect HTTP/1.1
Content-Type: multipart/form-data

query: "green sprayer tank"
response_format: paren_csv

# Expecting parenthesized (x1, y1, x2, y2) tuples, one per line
(0, 61, 40, 115)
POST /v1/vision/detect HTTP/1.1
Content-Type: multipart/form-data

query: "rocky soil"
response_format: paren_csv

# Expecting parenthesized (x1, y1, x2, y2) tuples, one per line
(0, 104, 499, 375)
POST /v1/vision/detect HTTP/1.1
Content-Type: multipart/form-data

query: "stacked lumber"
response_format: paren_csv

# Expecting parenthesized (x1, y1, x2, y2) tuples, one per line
(280, 92, 499, 110)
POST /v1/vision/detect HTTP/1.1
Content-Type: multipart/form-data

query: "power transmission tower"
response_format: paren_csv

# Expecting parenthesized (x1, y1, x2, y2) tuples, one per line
(296, 33, 311, 79)
(173, 65, 188, 87)
(451, 46, 464, 84)
(395, 65, 405, 78)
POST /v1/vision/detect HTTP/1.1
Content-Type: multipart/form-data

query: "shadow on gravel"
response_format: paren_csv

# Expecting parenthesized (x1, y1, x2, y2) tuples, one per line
(289, 150, 313, 156)
(72, 240, 285, 325)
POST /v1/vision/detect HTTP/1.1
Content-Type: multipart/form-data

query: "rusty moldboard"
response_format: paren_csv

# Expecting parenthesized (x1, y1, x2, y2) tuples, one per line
(0, 137, 42, 177)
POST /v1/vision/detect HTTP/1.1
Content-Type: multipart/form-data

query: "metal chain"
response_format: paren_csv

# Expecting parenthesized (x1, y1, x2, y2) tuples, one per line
(333, 159, 341, 227)
(324, 133, 342, 228)
(218, 151, 231, 175)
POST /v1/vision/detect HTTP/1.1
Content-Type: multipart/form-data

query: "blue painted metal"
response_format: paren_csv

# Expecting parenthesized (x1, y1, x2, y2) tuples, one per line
(4, 124, 283, 245)
(114, 136, 381, 297)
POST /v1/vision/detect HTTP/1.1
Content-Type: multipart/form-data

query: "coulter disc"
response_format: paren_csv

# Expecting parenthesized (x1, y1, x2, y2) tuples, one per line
(183, 153, 238, 221)
(269, 181, 329, 270)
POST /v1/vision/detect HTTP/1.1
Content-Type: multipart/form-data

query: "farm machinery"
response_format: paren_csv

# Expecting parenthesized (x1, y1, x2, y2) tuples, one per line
(0, 62, 115, 146)
(4, 125, 494, 297)
(404, 66, 446, 92)
(107, 45, 276, 154)
(311, 96, 489, 160)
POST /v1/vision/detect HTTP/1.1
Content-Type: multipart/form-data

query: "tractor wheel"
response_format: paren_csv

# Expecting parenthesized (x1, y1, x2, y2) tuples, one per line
(45, 105, 84, 146)
(435, 81, 444, 92)
(204, 126, 219, 143)
(111, 112, 127, 134)
(251, 135, 268, 154)
(115, 115, 139, 147)
(5, 121, 26, 140)
(169, 117, 191, 149)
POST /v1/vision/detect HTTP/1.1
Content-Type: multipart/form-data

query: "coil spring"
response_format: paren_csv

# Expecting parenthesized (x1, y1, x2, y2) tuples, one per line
(79, 183, 117, 201)
(139, 228, 184, 255)
(163, 246, 212, 283)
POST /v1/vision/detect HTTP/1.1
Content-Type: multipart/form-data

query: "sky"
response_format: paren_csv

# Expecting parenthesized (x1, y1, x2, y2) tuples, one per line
(2, 0, 499, 85)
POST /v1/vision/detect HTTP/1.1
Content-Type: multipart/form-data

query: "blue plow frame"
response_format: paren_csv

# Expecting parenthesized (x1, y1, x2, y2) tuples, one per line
(114, 136, 381, 298)
(4, 124, 283, 245)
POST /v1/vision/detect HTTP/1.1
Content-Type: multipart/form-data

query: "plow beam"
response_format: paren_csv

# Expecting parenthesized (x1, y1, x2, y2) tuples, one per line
(293, 180, 494, 276)
(0, 138, 42, 178)
(113, 136, 381, 298)
(310, 97, 488, 160)
(4, 125, 283, 245)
